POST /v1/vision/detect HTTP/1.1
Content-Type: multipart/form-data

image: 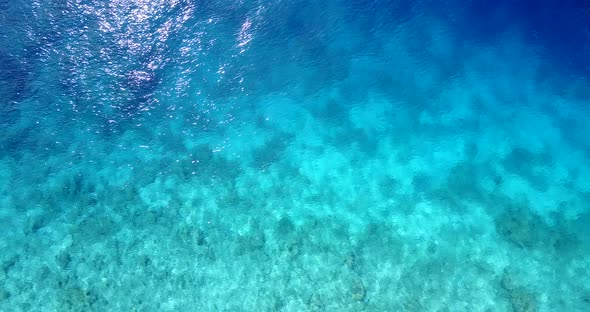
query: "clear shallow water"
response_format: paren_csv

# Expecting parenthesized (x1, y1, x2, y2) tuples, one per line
(1, 0, 590, 310)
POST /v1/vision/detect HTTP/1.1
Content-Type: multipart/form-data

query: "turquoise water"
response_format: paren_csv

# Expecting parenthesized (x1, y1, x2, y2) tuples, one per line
(1, 0, 590, 311)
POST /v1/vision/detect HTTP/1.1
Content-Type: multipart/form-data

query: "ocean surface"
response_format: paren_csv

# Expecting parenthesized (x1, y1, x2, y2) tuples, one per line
(1, 0, 590, 311)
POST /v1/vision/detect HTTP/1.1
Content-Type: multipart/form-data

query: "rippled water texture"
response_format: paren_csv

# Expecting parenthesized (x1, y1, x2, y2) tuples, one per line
(1, 0, 590, 311)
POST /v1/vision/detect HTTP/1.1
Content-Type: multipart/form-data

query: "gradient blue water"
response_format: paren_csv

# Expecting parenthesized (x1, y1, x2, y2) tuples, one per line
(1, 0, 590, 311)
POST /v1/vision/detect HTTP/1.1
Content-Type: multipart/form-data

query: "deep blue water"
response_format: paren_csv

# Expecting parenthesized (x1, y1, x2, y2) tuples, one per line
(1, 0, 590, 311)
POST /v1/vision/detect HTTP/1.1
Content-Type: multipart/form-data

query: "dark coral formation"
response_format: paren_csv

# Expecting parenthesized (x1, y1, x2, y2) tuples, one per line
(502, 147, 553, 192)
(495, 203, 579, 254)
(500, 270, 539, 312)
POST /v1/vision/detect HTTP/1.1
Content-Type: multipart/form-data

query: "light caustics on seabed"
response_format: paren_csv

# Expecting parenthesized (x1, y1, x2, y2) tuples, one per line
(0, 0, 589, 311)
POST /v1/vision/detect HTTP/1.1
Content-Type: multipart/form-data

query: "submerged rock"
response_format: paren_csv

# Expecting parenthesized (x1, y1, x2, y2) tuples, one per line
(500, 270, 539, 312)
(351, 276, 366, 302)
